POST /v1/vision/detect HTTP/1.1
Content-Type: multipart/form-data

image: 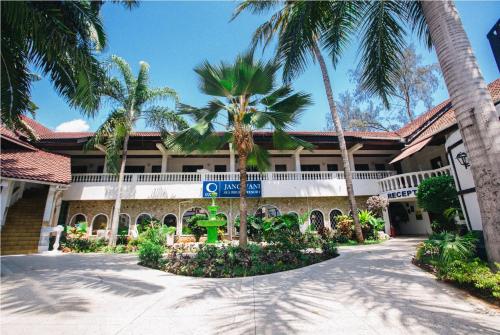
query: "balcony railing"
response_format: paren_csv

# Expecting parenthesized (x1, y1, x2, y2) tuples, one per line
(378, 166, 451, 193)
(72, 170, 396, 184)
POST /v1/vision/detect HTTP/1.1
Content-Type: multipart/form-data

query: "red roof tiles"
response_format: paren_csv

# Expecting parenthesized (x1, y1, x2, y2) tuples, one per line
(1, 149, 71, 184)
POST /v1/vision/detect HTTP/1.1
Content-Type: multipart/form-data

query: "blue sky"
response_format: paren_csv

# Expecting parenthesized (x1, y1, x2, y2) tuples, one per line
(30, 1, 500, 132)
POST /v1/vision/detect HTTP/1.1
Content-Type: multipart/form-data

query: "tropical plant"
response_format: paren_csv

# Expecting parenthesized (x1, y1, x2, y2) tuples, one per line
(87, 56, 187, 246)
(138, 240, 165, 269)
(235, 0, 500, 264)
(1, 1, 137, 133)
(186, 214, 208, 242)
(233, 1, 366, 243)
(424, 232, 478, 269)
(168, 53, 311, 247)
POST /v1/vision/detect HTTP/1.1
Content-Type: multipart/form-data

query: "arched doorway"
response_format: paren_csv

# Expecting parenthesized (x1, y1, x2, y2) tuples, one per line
(91, 214, 108, 235)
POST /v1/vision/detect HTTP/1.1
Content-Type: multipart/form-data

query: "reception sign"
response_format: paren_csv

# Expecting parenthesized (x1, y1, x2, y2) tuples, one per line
(202, 181, 262, 198)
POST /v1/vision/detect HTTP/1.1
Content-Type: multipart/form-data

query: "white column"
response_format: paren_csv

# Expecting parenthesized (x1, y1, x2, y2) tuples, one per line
(156, 143, 169, 173)
(229, 143, 236, 172)
(38, 185, 57, 252)
(95, 144, 107, 172)
(294, 146, 303, 172)
(0, 180, 13, 227)
(382, 207, 391, 235)
(347, 143, 363, 171)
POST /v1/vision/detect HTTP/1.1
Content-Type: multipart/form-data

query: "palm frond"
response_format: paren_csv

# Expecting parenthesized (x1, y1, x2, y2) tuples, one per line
(111, 55, 136, 96)
(143, 106, 189, 134)
(357, 0, 407, 107)
(272, 129, 314, 150)
(406, 1, 433, 50)
(247, 144, 270, 172)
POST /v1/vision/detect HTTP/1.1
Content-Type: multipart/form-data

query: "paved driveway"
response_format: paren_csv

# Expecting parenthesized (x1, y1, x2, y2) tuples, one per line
(1, 238, 498, 335)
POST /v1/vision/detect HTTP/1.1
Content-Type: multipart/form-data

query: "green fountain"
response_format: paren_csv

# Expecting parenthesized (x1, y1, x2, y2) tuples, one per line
(197, 192, 227, 244)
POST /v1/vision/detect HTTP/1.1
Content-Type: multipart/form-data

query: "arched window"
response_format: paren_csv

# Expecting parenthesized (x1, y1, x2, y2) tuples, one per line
(255, 205, 280, 219)
(136, 213, 152, 233)
(182, 207, 208, 235)
(309, 210, 324, 231)
(329, 209, 343, 229)
(91, 214, 108, 235)
(118, 214, 130, 236)
(69, 214, 87, 227)
(163, 214, 177, 228)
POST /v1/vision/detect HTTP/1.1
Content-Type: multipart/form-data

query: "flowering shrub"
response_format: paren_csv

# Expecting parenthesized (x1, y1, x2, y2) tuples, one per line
(366, 196, 389, 217)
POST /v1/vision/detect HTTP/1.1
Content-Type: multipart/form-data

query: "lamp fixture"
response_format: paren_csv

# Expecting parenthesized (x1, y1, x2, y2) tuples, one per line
(455, 152, 470, 169)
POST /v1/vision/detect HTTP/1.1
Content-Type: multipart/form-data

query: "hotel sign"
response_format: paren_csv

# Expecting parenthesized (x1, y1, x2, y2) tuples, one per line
(386, 188, 418, 199)
(202, 181, 262, 198)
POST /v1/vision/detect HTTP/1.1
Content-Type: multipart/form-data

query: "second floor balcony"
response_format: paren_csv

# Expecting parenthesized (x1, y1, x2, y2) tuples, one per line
(64, 170, 396, 201)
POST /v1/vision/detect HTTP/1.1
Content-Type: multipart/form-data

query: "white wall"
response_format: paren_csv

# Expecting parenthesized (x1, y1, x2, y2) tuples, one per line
(62, 177, 382, 201)
(445, 130, 483, 231)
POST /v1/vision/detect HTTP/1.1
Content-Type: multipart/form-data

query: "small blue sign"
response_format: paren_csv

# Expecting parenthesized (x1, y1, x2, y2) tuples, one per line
(202, 181, 262, 198)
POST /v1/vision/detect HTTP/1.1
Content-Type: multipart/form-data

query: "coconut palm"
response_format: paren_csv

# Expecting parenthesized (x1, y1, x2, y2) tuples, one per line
(416, 1, 500, 264)
(233, 1, 366, 242)
(87, 56, 187, 246)
(1, 1, 137, 134)
(236, 0, 500, 262)
(168, 53, 312, 247)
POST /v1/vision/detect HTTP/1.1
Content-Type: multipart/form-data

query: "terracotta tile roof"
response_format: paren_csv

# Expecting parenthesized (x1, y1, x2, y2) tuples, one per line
(15, 78, 500, 145)
(0, 126, 38, 150)
(1, 149, 71, 184)
(397, 78, 500, 141)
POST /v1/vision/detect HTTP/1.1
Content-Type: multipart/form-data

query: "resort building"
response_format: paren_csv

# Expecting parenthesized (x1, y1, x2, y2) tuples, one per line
(1, 79, 499, 254)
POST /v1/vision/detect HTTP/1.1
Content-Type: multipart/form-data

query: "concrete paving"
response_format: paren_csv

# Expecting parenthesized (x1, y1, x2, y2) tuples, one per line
(1, 237, 498, 335)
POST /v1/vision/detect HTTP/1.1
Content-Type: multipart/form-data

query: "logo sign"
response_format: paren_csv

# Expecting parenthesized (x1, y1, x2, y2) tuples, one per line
(202, 181, 262, 198)
(386, 188, 417, 199)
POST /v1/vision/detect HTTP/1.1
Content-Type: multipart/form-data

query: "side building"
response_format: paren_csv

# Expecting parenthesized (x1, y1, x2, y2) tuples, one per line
(1, 79, 498, 253)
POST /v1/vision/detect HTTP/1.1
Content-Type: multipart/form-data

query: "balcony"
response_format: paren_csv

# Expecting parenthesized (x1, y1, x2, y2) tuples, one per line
(63, 171, 395, 201)
(378, 166, 451, 200)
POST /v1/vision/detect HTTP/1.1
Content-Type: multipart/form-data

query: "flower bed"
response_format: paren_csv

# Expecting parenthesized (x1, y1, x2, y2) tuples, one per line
(161, 242, 338, 278)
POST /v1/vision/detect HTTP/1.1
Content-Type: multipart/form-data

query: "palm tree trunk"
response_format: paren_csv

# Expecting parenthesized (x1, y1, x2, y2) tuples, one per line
(421, 1, 500, 264)
(109, 133, 130, 247)
(312, 42, 363, 243)
(238, 153, 248, 247)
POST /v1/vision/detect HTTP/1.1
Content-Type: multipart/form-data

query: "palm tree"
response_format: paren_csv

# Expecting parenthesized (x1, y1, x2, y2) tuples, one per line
(417, 1, 500, 264)
(233, 1, 366, 242)
(88, 56, 187, 246)
(1, 1, 137, 133)
(236, 0, 500, 262)
(168, 53, 312, 247)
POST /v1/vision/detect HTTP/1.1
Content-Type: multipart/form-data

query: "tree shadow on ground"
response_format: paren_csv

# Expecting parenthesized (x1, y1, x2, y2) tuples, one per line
(169, 238, 499, 335)
(1, 253, 166, 315)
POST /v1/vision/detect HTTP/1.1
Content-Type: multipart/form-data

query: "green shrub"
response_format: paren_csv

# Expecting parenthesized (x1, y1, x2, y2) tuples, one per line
(186, 214, 208, 241)
(441, 259, 500, 299)
(423, 232, 477, 270)
(235, 215, 264, 242)
(138, 240, 165, 268)
(417, 175, 459, 214)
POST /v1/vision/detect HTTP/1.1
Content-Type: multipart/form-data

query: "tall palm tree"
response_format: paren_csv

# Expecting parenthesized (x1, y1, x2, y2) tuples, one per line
(416, 1, 500, 264)
(88, 56, 187, 246)
(349, 0, 500, 264)
(233, 1, 366, 242)
(168, 53, 312, 247)
(1, 1, 137, 133)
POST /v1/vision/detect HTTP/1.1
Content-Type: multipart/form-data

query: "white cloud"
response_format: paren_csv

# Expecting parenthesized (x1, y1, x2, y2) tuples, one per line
(55, 119, 90, 132)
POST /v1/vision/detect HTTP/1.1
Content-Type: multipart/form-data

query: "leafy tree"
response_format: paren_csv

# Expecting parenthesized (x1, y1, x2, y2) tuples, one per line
(168, 53, 312, 247)
(87, 56, 187, 246)
(233, 1, 366, 243)
(1, 1, 137, 133)
(324, 91, 396, 131)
